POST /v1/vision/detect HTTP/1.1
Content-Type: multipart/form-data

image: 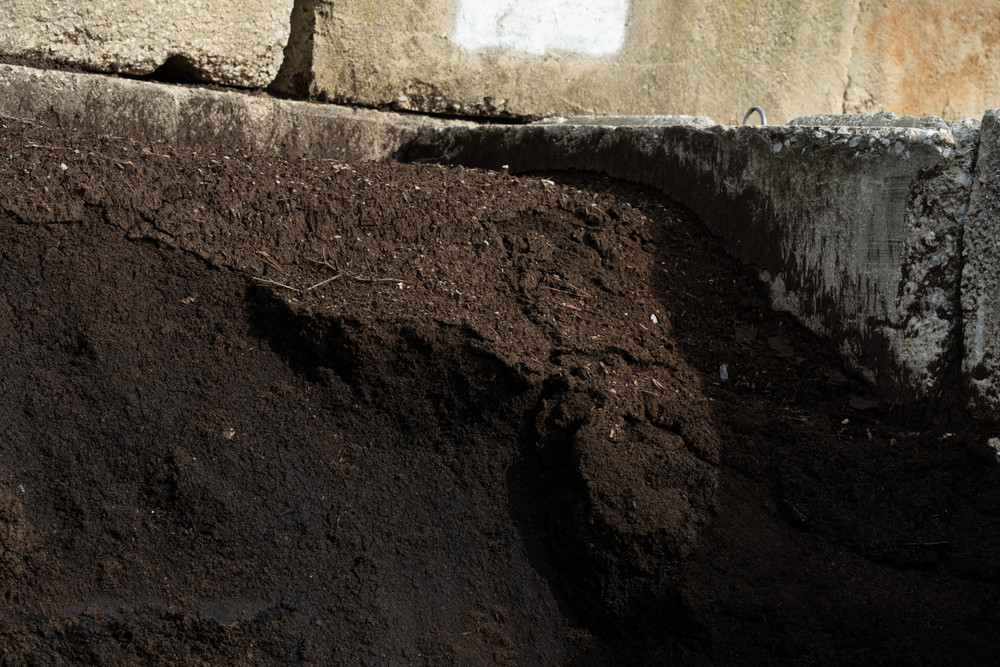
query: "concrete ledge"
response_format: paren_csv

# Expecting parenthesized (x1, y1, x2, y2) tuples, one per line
(0, 64, 461, 162)
(404, 115, 980, 405)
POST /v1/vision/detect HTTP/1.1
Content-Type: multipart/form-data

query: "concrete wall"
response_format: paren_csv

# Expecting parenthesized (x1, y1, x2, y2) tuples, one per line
(846, 1, 1000, 119)
(272, 0, 1000, 123)
(3, 1, 1000, 122)
(271, 0, 858, 123)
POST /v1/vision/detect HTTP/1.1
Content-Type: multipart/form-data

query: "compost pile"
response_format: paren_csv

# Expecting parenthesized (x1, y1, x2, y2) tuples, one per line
(1, 117, 999, 665)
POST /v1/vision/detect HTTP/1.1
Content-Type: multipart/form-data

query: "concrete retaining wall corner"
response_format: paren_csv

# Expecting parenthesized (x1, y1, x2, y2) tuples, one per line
(403, 115, 980, 405)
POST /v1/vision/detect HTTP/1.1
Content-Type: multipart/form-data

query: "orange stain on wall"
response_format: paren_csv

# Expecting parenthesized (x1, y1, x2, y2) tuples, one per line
(863, 0, 1000, 117)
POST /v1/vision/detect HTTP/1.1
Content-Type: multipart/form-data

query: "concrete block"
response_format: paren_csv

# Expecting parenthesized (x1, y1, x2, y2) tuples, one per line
(0, 0, 294, 88)
(272, 0, 858, 124)
(962, 110, 1000, 417)
(404, 115, 980, 404)
(0, 64, 462, 162)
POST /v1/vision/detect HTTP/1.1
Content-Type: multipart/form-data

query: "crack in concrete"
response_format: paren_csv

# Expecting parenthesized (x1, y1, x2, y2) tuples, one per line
(270, 0, 317, 99)
(947, 137, 981, 403)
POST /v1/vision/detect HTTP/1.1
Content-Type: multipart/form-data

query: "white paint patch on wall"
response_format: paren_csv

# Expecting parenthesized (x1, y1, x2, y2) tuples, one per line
(453, 0, 629, 56)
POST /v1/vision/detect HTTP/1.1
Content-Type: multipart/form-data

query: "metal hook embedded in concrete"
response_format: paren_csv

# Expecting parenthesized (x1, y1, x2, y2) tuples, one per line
(743, 106, 767, 126)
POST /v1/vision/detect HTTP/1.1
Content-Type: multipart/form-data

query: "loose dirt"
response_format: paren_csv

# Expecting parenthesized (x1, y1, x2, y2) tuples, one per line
(1, 116, 998, 665)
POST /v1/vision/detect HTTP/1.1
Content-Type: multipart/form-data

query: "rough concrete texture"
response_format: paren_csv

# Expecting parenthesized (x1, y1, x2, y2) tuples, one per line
(0, 0, 294, 88)
(271, 0, 858, 123)
(790, 112, 963, 130)
(0, 64, 461, 162)
(269, 0, 1000, 123)
(403, 116, 980, 404)
(962, 110, 1000, 417)
(4, 2, 1000, 123)
(845, 1, 1000, 120)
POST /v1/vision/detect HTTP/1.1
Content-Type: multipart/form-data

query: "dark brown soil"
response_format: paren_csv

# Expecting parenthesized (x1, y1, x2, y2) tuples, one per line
(1, 115, 998, 665)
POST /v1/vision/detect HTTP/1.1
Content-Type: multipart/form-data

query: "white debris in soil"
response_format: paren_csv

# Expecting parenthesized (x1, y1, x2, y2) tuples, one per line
(988, 438, 1000, 462)
(719, 364, 729, 382)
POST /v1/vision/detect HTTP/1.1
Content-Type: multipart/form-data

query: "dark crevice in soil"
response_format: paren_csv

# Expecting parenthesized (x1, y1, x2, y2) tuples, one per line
(247, 285, 682, 655)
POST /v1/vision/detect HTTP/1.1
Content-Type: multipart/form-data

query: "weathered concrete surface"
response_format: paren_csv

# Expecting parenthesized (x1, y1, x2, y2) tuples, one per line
(269, 0, 1000, 123)
(403, 115, 980, 404)
(0, 64, 462, 162)
(272, 0, 858, 124)
(962, 110, 1000, 417)
(845, 1, 1000, 120)
(789, 112, 971, 130)
(0, 1, 294, 88)
(4, 1, 1000, 123)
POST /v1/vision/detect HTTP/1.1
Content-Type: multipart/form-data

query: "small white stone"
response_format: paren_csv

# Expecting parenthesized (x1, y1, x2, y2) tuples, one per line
(988, 437, 1000, 462)
(650, 314, 658, 324)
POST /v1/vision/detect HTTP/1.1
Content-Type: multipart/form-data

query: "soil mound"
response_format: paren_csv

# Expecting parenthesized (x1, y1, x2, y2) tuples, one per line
(1, 117, 999, 665)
